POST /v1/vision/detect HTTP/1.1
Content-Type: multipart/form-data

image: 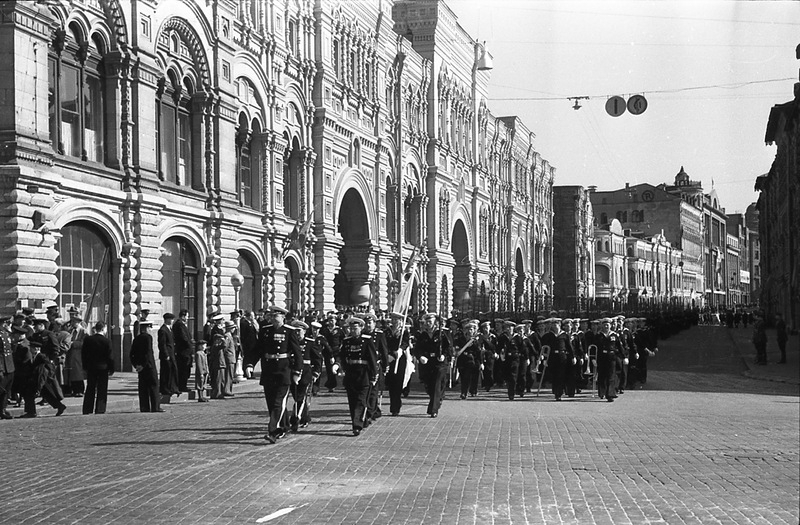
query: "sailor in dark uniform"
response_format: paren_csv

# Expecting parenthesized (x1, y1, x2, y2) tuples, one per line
(412, 313, 452, 417)
(384, 312, 411, 416)
(244, 306, 302, 443)
(290, 320, 323, 432)
(340, 317, 378, 436)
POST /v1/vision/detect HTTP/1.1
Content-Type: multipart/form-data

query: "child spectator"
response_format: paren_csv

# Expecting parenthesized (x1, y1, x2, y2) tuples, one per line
(195, 340, 209, 402)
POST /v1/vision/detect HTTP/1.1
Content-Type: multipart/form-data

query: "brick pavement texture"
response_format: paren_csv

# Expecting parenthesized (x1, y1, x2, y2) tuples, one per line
(1, 326, 798, 525)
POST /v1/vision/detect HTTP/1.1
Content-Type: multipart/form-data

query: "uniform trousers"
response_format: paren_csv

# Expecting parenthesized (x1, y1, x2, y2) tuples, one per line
(421, 363, 447, 415)
(458, 363, 479, 397)
(263, 374, 291, 436)
(504, 359, 520, 400)
(137, 369, 160, 412)
(83, 369, 109, 414)
(344, 367, 371, 430)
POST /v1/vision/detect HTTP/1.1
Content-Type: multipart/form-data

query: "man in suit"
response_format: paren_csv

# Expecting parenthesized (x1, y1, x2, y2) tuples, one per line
(173, 309, 193, 392)
(81, 322, 114, 414)
(0, 316, 15, 419)
(158, 313, 180, 398)
(130, 322, 163, 413)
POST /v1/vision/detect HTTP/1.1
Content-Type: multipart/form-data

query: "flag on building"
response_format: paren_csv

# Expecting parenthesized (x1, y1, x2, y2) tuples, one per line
(281, 210, 314, 259)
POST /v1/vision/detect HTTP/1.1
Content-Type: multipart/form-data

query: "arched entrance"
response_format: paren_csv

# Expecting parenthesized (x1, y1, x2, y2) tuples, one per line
(160, 237, 201, 338)
(451, 219, 471, 317)
(334, 188, 372, 308)
(56, 221, 114, 325)
(515, 248, 525, 311)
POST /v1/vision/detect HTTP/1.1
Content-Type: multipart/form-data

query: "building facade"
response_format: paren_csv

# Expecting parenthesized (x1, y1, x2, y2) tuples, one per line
(590, 173, 703, 308)
(0, 0, 555, 365)
(726, 213, 751, 306)
(702, 189, 729, 308)
(552, 185, 595, 312)
(745, 203, 761, 305)
(758, 49, 799, 329)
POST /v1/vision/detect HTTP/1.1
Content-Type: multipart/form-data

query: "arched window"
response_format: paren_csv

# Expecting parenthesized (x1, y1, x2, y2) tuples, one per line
(158, 72, 198, 188)
(48, 25, 107, 163)
(236, 115, 263, 210)
(332, 38, 340, 79)
(283, 136, 302, 220)
(237, 250, 260, 312)
(160, 238, 200, 337)
(56, 222, 113, 326)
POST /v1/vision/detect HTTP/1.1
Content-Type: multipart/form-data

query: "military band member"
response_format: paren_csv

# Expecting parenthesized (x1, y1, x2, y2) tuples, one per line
(478, 321, 498, 391)
(341, 317, 378, 436)
(454, 319, 481, 399)
(413, 313, 452, 417)
(290, 320, 323, 432)
(595, 318, 621, 402)
(244, 306, 303, 444)
(540, 318, 574, 401)
(363, 313, 388, 423)
(384, 312, 411, 415)
(525, 319, 543, 392)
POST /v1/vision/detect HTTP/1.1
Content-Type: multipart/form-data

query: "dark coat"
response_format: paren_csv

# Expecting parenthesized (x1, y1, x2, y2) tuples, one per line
(81, 333, 114, 371)
(172, 319, 193, 358)
(157, 325, 179, 395)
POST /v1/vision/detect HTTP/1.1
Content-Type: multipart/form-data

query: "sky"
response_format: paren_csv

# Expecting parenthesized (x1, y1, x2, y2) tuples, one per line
(446, 0, 800, 214)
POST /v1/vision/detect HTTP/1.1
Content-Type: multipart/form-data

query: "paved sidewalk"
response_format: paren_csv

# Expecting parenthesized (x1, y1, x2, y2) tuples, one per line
(726, 327, 800, 385)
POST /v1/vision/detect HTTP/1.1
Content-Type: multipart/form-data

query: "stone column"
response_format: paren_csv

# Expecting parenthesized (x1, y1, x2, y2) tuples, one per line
(314, 231, 344, 312)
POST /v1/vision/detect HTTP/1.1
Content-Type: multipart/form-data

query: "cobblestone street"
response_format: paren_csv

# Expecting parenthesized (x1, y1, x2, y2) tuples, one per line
(2, 325, 798, 525)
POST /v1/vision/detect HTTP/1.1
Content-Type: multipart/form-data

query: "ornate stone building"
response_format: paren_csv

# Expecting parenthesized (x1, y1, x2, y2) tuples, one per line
(0, 0, 555, 364)
(758, 45, 799, 329)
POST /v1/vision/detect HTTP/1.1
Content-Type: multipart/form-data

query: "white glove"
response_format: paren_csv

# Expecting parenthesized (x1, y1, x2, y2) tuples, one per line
(572, 357, 577, 365)
(438, 355, 445, 362)
(480, 364, 485, 370)
(526, 359, 531, 366)
(635, 353, 639, 360)
(623, 358, 629, 365)
(245, 365, 253, 378)
(292, 372, 301, 385)
(419, 356, 428, 365)
(331, 363, 340, 375)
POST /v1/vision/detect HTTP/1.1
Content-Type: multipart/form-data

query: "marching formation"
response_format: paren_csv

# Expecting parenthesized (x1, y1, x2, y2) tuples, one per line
(1, 300, 700, 443)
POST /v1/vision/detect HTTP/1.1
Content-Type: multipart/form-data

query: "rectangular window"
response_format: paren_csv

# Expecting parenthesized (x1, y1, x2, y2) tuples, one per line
(241, 141, 252, 207)
(60, 64, 81, 158)
(84, 75, 104, 162)
(332, 40, 340, 79)
(161, 104, 177, 182)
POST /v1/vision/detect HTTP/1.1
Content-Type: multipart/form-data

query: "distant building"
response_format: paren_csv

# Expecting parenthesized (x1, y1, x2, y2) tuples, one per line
(726, 214, 751, 306)
(593, 220, 628, 311)
(745, 204, 761, 304)
(702, 190, 729, 308)
(757, 49, 799, 329)
(552, 186, 595, 311)
(590, 171, 704, 308)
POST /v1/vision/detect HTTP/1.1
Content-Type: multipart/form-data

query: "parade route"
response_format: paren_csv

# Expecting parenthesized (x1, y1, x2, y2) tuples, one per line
(2, 325, 798, 525)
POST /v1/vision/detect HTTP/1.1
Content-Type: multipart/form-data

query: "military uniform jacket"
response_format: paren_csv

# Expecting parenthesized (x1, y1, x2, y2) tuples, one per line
(341, 334, 378, 385)
(620, 328, 635, 358)
(247, 323, 302, 385)
(595, 332, 622, 371)
(540, 331, 573, 362)
(479, 333, 498, 365)
(413, 329, 452, 367)
(454, 334, 481, 367)
(81, 333, 114, 371)
(385, 329, 411, 375)
(130, 333, 157, 371)
(366, 328, 389, 371)
(0, 329, 14, 374)
(299, 336, 325, 383)
(497, 333, 524, 362)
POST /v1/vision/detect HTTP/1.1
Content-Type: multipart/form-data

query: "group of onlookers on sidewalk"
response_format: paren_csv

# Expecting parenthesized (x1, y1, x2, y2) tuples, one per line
(751, 311, 789, 366)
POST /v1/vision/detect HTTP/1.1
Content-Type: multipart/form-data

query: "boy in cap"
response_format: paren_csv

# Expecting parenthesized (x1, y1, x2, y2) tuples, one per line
(194, 340, 209, 402)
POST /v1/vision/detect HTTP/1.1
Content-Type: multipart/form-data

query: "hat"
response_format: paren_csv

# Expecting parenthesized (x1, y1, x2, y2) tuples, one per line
(11, 325, 28, 335)
(310, 321, 322, 329)
(503, 320, 516, 328)
(21, 307, 35, 316)
(347, 317, 365, 327)
(224, 320, 236, 329)
(520, 319, 532, 325)
(462, 319, 479, 329)
(361, 312, 377, 322)
(163, 313, 175, 320)
(0, 316, 11, 324)
(292, 320, 309, 330)
(269, 306, 288, 315)
(480, 320, 491, 327)
(32, 317, 48, 326)
(138, 320, 153, 327)
(211, 313, 225, 322)
(230, 310, 242, 318)
(536, 319, 547, 325)
(43, 300, 58, 310)
(422, 312, 438, 321)
(590, 319, 600, 324)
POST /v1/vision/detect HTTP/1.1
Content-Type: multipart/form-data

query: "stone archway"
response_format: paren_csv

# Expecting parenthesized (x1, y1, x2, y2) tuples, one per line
(451, 219, 471, 317)
(334, 188, 372, 308)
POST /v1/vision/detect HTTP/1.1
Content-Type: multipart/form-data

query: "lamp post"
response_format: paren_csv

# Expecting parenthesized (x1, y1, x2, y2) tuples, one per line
(231, 272, 245, 381)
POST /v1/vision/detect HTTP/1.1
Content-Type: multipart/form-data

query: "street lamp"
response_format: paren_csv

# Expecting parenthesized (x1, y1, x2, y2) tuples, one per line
(231, 272, 245, 381)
